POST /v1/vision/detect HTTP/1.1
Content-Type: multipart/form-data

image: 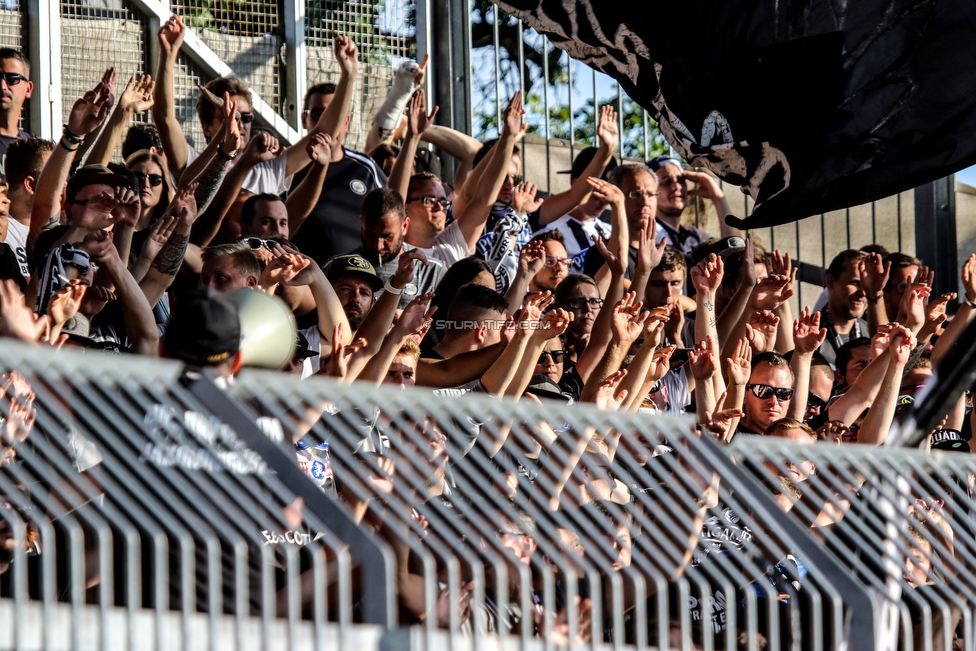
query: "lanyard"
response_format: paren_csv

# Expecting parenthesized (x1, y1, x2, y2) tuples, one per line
(819, 308, 862, 354)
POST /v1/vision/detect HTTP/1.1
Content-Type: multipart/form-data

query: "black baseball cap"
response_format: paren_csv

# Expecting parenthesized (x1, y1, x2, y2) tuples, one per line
(164, 288, 241, 365)
(323, 254, 383, 291)
(558, 146, 620, 180)
(64, 164, 134, 203)
(930, 429, 970, 453)
(524, 374, 569, 402)
(293, 331, 319, 359)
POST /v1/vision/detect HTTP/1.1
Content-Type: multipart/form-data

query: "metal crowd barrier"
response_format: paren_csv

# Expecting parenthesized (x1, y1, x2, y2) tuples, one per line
(0, 339, 973, 650)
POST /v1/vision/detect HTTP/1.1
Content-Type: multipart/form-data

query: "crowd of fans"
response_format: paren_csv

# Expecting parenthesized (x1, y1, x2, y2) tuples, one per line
(0, 17, 973, 647)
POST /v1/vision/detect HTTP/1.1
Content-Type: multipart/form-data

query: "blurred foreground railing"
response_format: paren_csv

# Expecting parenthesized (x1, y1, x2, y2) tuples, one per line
(0, 340, 973, 650)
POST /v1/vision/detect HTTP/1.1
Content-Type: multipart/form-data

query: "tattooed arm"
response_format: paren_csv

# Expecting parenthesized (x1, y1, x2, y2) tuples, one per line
(140, 186, 198, 306)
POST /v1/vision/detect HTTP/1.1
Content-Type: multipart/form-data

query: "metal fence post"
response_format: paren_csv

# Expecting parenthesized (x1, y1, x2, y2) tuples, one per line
(25, 0, 61, 138)
(281, 0, 307, 130)
(429, 0, 471, 183)
(915, 175, 958, 298)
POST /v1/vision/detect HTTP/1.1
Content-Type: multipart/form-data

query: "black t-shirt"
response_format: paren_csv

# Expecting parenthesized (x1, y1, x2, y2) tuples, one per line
(290, 148, 386, 265)
(582, 242, 639, 280)
(0, 130, 32, 183)
(0, 242, 26, 290)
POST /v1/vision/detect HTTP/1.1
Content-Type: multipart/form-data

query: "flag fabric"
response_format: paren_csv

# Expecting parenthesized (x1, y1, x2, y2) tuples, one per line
(491, 0, 976, 228)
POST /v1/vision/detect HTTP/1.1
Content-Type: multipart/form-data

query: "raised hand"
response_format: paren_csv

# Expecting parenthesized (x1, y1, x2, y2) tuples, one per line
(157, 14, 186, 57)
(78, 285, 115, 318)
(118, 74, 154, 114)
(745, 310, 779, 353)
(217, 93, 244, 157)
(241, 131, 282, 165)
(648, 344, 676, 382)
(792, 306, 827, 355)
(0, 280, 47, 343)
(394, 292, 437, 337)
(327, 323, 366, 380)
(703, 390, 745, 441)
(306, 132, 333, 165)
(726, 336, 752, 386)
(889, 324, 916, 365)
(405, 89, 438, 137)
(691, 253, 725, 294)
(501, 90, 526, 138)
(594, 234, 626, 277)
(334, 35, 360, 76)
(963, 254, 976, 305)
(140, 215, 178, 262)
(682, 169, 724, 202)
(75, 192, 121, 230)
(596, 104, 619, 152)
(870, 321, 898, 358)
(860, 252, 889, 300)
(585, 176, 626, 208)
(520, 291, 554, 326)
(261, 248, 310, 288)
(80, 229, 117, 264)
(663, 302, 685, 346)
(532, 307, 573, 341)
(920, 292, 954, 338)
(392, 249, 428, 289)
(610, 291, 648, 343)
(517, 239, 546, 277)
(593, 369, 628, 410)
(749, 273, 794, 311)
(112, 185, 141, 227)
(512, 182, 545, 216)
(67, 68, 116, 136)
(47, 281, 86, 327)
(900, 282, 931, 332)
(636, 218, 667, 272)
(688, 337, 719, 382)
(738, 234, 757, 288)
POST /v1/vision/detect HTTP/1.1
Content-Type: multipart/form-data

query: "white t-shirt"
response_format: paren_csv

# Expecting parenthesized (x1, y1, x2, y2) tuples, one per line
(300, 325, 322, 379)
(4, 218, 29, 278)
(413, 220, 471, 268)
(186, 145, 293, 196)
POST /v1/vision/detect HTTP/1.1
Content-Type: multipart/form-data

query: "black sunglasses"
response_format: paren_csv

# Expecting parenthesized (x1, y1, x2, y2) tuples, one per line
(807, 393, 828, 411)
(303, 107, 325, 122)
(563, 297, 604, 310)
(538, 350, 568, 364)
(747, 384, 794, 401)
(0, 72, 27, 86)
(133, 172, 164, 187)
(237, 111, 255, 124)
(407, 196, 450, 210)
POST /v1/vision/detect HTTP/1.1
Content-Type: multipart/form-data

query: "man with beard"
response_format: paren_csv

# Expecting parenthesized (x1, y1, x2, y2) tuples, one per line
(322, 253, 383, 332)
(354, 186, 444, 308)
(0, 49, 33, 183)
(648, 155, 740, 264)
(818, 250, 869, 368)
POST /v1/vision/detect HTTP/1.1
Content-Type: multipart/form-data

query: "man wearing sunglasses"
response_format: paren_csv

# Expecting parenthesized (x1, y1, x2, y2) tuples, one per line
(738, 352, 795, 435)
(0, 49, 33, 183)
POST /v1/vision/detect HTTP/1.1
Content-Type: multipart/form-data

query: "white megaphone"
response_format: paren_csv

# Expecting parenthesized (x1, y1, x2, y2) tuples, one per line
(226, 288, 297, 370)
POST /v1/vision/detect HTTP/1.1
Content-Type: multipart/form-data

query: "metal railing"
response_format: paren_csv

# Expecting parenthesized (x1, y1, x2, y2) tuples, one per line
(2, 338, 975, 649)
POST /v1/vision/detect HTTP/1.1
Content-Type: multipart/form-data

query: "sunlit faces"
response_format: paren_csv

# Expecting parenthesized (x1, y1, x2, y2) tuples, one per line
(129, 159, 165, 211)
(837, 344, 871, 388)
(763, 426, 815, 482)
(618, 169, 658, 231)
(199, 256, 258, 293)
(884, 264, 919, 322)
(496, 154, 522, 205)
(405, 178, 448, 240)
(743, 364, 794, 433)
(332, 275, 374, 330)
(654, 163, 687, 220)
(0, 57, 32, 115)
(245, 198, 289, 239)
(561, 282, 601, 336)
(361, 210, 407, 263)
(201, 94, 253, 143)
(301, 92, 350, 144)
(826, 261, 867, 321)
(534, 337, 566, 384)
(645, 268, 685, 310)
(66, 183, 117, 222)
(531, 240, 570, 292)
(384, 354, 417, 388)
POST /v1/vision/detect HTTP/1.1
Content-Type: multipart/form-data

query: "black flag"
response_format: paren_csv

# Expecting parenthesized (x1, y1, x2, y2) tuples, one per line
(492, 0, 976, 227)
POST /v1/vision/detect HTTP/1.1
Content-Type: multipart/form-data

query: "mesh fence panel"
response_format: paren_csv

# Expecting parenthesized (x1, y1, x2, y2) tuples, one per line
(306, 0, 414, 152)
(171, 52, 213, 155)
(0, 1, 22, 52)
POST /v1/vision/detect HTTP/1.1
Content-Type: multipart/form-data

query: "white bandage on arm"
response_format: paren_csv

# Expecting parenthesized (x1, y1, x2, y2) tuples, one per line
(372, 60, 421, 130)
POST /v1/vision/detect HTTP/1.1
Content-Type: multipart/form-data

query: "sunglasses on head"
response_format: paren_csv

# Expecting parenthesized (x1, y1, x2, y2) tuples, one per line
(0, 72, 27, 86)
(133, 172, 164, 187)
(538, 350, 568, 364)
(747, 384, 794, 401)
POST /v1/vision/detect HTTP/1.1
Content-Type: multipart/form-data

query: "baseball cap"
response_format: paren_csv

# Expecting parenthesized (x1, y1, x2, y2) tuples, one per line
(524, 374, 570, 402)
(712, 235, 747, 258)
(558, 146, 620, 180)
(323, 254, 383, 291)
(930, 429, 970, 453)
(64, 164, 134, 204)
(164, 288, 241, 365)
(293, 331, 319, 360)
(646, 155, 684, 172)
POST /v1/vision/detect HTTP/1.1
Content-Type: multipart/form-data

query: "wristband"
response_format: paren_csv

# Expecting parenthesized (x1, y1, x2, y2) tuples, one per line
(383, 280, 403, 295)
(216, 141, 238, 161)
(865, 292, 883, 304)
(966, 297, 976, 309)
(58, 137, 79, 152)
(62, 126, 84, 145)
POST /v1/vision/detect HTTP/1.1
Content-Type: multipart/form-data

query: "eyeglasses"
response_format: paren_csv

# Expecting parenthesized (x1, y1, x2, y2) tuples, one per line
(807, 393, 828, 411)
(243, 237, 274, 252)
(495, 530, 528, 539)
(627, 189, 659, 200)
(747, 384, 794, 401)
(544, 256, 573, 268)
(133, 172, 164, 187)
(303, 107, 325, 123)
(538, 350, 568, 364)
(407, 196, 450, 210)
(236, 111, 255, 124)
(0, 72, 27, 86)
(563, 297, 604, 311)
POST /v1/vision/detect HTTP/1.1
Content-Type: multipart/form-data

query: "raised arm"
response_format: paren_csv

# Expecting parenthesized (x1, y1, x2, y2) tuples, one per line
(503, 240, 545, 315)
(323, 36, 359, 146)
(931, 254, 976, 368)
(535, 105, 618, 227)
(30, 71, 114, 240)
(629, 219, 667, 303)
(858, 326, 913, 446)
(786, 308, 827, 421)
(580, 292, 648, 402)
(282, 245, 351, 351)
(419, 124, 482, 190)
(364, 55, 425, 154)
(357, 292, 436, 384)
(286, 133, 333, 235)
(139, 184, 198, 307)
(388, 90, 438, 202)
(86, 75, 154, 166)
(692, 252, 726, 398)
(152, 15, 190, 177)
(860, 252, 890, 336)
(682, 169, 739, 238)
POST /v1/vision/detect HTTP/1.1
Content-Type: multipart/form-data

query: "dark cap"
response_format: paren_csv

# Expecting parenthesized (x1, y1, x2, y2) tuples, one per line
(65, 164, 134, 203)
(164, 288, 241, 365)
(323, 254, 383, 291)
(930, 429, 970, 453)
(293, 331, 319, 359)
(524, 374, 569, 401)
(646, 155, 683, 172)
(712, 235, 747, 258)
(559, 146, 620, 180)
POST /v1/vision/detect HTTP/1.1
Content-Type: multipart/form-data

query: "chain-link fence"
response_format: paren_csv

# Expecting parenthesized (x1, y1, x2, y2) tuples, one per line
(0, 0, 22, 52)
